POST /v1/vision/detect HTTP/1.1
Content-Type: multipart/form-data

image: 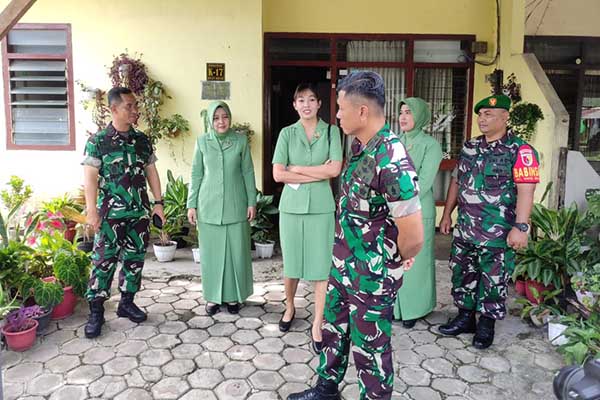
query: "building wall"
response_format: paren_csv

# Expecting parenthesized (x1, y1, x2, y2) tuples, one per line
(525, 0, 600, 37)
(0, 0, 263, 201)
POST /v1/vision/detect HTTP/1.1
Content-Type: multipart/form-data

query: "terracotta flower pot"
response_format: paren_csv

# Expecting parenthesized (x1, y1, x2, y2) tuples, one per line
(515, 279, 527, 296)
(42, 277, 79, 320)
(525, 279, 554, 305)
(2, 319, 38, 352)
(51, 286, 77, 320)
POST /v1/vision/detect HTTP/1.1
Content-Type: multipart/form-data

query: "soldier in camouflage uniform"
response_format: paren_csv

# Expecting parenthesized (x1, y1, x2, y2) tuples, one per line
(439, 94, 540, 349)
(289, 72, 424, 400)
(82, 87, 165, 339)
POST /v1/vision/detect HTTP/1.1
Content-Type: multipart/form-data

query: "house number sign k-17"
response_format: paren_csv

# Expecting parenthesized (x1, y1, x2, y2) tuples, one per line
(207, 63, 225, 81)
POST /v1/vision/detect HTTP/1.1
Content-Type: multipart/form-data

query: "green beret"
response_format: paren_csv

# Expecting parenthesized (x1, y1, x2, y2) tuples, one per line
(474, 94, 511, 114)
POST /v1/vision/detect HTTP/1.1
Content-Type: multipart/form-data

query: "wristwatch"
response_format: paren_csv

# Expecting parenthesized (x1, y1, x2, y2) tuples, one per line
(513, 222, 530, 232)
(153, 200, 164, 206)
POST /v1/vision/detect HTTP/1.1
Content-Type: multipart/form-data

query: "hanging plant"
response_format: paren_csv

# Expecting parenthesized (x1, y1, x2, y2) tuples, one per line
(509, 102, 544, 142)
(232, 122, 255, 146)
(108, 52, 148, 95)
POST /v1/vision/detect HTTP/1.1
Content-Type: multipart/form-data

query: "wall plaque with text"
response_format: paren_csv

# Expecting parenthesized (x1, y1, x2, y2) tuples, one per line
(206, 63, 225, 81)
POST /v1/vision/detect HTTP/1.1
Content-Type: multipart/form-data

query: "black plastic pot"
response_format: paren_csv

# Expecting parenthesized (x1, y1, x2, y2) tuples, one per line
(33, 307, 53, 335)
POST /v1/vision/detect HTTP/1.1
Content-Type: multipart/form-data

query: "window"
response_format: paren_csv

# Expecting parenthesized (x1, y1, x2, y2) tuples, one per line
(2, 24, 75, 150)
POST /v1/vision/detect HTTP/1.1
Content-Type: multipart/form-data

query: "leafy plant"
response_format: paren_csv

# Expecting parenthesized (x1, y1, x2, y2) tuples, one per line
(232, 122, 255, 146)
(514, 201, 594, 290)
(163, 170, 191, 246)
(0, 176, 36, 247)
(515, 288, 563, 323)
(558, 313, 600, 365)
(509, 102, 544, 142)
(158, 114, 190, 140)
(52, 246, 91, 298)
(4, 305, 37, 332)
(108, 52, 149, 95)
(139, 79, 190, 144)
(250, 191, 278, 244)
(0, 283, 18, 317)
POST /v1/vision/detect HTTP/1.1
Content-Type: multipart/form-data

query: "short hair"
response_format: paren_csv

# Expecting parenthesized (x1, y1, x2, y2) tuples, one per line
(293, 83, 320, 101)
(108, 87, 133, 107)
(337, 71, 385, 110)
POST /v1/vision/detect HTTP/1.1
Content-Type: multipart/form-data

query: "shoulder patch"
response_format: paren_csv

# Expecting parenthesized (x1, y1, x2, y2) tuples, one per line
(512, 144, 540, 183)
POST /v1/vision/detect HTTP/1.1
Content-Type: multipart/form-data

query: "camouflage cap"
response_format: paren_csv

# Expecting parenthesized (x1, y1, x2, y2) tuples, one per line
(474, 94, 511, 114)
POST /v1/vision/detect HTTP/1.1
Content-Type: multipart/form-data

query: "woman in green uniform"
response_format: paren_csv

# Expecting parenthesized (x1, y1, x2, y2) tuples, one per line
(187, 101, 257, 316)
(272, 83, 342, 352)
(394, 97, 443, 328)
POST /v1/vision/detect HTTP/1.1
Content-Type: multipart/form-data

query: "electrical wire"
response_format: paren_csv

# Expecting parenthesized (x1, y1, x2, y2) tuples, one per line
(475, 0, 500, 66)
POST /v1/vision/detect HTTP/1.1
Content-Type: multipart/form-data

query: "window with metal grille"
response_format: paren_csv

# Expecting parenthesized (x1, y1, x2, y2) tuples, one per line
(2, 24, 75, 150)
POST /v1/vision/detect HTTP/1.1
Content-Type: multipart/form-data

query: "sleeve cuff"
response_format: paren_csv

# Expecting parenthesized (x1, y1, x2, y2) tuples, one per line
(148, 154, 158, 165)
(81, 156, 101, 168)
(388, 196, 422, 218)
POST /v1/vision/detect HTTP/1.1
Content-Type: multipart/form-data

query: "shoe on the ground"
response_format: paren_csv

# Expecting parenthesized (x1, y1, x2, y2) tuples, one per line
(288, 377, 340, 400)
(206, 303, 220, 316)
(473, 315, 496, 349)
(84, 299, 105, 338)
(402, 319, 417, 328)
(116, 292, 147, 323)
(311, 329, 323, 354)
(279, 308, 295, 332)
(438, 308, 476, 336)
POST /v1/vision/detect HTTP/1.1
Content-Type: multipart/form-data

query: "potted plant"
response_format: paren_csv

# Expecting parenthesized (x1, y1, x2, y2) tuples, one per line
(1, 305, 39, 351)
(152, 225, 178, 262)
(48, 243, 91, 319)
(250, 191, 278, 259)
(557, 313, 600, 365)
(0, 175, 37, 247)
(20, 304, 53, 335)
(163, 170, 191, 248)
(515, 287, 563, 327)
(571, 263, 600, 311)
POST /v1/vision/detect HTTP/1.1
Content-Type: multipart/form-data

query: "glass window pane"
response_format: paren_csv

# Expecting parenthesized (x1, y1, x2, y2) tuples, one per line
(414, 68, 468, 160)
(8, 30, 67, 54)
(413, 40, 468, 63)
(525, 39, 581, 64)
(268, 38, 330, 61)
(337, 40, 406, 62)
(581, 71, 600, 163)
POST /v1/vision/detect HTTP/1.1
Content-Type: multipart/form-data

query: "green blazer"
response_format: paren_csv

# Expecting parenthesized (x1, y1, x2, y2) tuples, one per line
(187, 103, 257, 225)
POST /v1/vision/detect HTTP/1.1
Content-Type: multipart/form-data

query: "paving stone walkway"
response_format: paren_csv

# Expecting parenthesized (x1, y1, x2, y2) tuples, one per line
(2, 259, 564, 400)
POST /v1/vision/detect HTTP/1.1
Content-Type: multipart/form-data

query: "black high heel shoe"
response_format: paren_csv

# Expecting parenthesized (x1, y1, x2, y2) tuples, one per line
(279, 309, 295, 332)
(402, 319, 417, 328)
(206, 303, 220, 316)
(227, 303, 240, 314)
(311, 335, 323, 354)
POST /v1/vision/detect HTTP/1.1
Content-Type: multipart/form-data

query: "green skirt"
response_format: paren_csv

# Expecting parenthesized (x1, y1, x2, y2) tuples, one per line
(394, 217, 437, 320)
(279, 212, 334, 281)
(197, 221, 253, 303)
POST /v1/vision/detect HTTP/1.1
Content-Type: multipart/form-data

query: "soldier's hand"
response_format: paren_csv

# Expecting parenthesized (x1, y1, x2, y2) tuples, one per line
(439, 215, 453, 235)
(86, 209, 101, 233)
(187, 208, 197, 226)
(507, 227, 528, 250)
(402, 257, 415, 271)
(153, 204, 166, 225)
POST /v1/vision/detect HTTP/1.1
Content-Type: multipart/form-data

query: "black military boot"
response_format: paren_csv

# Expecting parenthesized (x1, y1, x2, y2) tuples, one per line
(473, 316, 496, 349)
(438, 308, 476, 336)
(117, 292, 147, 323)
(288, 377, 340, 400)
(84, 299, 105, 339)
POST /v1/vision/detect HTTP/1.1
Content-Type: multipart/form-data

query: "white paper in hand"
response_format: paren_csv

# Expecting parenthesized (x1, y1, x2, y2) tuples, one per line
(287, 183, 300, 190)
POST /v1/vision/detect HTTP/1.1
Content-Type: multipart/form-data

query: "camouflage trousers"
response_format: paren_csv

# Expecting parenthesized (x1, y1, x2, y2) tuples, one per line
(85, 216, 150, 301)
(317, 263, 402, 399)
(449, 238, 515, 320)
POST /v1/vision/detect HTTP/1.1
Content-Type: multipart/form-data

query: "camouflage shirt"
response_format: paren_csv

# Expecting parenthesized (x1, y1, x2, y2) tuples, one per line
(332, 124, 421, 295)
(83, 123, 155, 219)
(454, 131, 540, 248)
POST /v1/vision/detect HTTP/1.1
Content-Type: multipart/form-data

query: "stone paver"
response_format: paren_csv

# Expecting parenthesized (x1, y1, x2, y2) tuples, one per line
(3, 255, 563, 399)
